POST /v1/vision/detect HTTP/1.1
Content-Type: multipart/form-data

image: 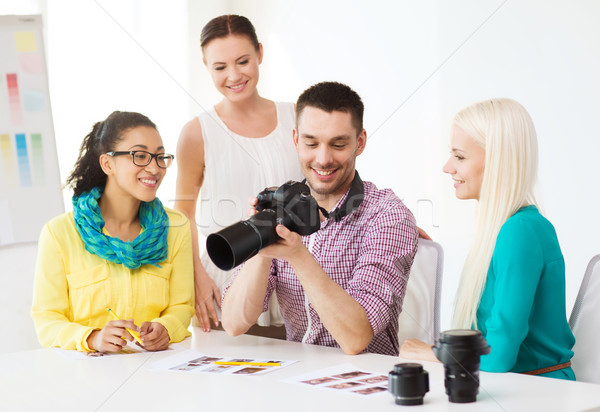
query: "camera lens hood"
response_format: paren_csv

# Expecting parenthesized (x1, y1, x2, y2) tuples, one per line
(433, 329, 491, 365)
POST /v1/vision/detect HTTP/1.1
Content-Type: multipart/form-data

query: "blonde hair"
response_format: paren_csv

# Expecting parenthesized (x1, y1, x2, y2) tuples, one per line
(451, 98, 539, 329)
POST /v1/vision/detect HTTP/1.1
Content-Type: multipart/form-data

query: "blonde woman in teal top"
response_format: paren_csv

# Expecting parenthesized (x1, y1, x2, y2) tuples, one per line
(400, 98, 575, 380)
(478, 205, 575, 379)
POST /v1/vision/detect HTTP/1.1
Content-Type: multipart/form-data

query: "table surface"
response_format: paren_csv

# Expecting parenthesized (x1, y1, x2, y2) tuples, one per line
(1, 328, 599, 411)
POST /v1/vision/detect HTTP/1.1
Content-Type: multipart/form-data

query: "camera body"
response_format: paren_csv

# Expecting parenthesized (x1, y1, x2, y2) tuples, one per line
(206, 181, 321, 271)
(255, 181, 321, 236)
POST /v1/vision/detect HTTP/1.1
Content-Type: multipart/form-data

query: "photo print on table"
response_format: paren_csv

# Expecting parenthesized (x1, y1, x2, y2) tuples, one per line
(188, 356, 223, 366)
(327, 381, 365, 390)
(285, 364, 391, 397)
(301, 377, 340, 385)
(357, 375, 388, 384)
(205, 365, 234, 373)
(331, 371, 370, 379)
(155, 350, 297, 376)
(233, 367, 266, 375)
(170, 355, 223, 371)
(352, 386, 387, 395)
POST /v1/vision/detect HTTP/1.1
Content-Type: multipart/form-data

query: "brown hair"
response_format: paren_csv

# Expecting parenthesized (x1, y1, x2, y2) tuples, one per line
(296, 82, 364, 134)
(200, 15, 260, 51)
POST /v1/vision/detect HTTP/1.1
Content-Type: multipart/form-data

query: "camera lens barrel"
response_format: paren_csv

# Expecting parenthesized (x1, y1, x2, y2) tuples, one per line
(433, 329, 491, 403)
(206, 181, 321, 271)
(206, 210, 278, 271)
(388, 363, 429, 406)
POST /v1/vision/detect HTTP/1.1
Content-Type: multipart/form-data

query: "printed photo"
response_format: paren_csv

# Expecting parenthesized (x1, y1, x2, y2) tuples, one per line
(327, 381, 364, 390)
(301, 377, 339, 385)
(170, 365, 197, 371)
(206, 365, 233, 373)
(233, 367, 266, 375)
(162, 352, 294, 376)
(358, 375, 388, 384)
(353, 386, 388, 395)
(187, 356, 222, 366)
(332, 371, 369, 380)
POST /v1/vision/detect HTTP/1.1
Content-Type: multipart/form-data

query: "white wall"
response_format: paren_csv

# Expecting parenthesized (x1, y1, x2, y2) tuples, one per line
(5, 0, 599, 331)
(214, 0, 600, 329)
(43, 0, 191, 208)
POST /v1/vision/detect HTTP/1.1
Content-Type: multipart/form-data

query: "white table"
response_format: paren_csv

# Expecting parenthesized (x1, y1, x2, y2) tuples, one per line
(1, 328, 599, 411)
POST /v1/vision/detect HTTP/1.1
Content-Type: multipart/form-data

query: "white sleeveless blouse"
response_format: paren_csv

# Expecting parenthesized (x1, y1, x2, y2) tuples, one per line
(196, 101, 303, 325)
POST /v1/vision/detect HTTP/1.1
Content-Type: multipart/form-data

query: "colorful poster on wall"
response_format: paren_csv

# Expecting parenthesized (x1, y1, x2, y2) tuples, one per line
(0, 15, 63, 245)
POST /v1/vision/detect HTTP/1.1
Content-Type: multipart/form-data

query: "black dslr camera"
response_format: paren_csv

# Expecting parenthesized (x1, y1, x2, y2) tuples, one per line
(206, 181, 321, 271)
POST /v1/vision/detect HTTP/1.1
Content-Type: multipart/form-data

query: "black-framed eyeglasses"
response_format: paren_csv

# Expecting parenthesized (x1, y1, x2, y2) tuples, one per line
(106, 150, 175, 169)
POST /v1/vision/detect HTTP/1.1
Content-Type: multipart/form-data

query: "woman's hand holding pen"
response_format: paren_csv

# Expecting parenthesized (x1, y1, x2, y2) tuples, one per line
(86, 319, 140, 353)
(139, 322, 170, 351)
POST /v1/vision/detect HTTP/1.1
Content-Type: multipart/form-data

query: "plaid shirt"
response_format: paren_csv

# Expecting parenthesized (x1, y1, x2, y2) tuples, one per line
(261, 180, 417, 356)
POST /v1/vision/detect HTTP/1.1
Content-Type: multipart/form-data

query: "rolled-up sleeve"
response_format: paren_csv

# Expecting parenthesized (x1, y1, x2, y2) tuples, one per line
(347, 207, 418, 336)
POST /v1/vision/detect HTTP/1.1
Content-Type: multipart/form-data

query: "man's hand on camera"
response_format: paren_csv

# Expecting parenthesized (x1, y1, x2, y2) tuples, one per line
(258, 224, 307, 264)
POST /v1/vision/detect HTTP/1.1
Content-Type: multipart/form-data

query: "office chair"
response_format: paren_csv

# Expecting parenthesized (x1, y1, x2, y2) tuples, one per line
(397, 238, 443, 345)
(0, 241, 40, 353)
(569, 254, 600, 384)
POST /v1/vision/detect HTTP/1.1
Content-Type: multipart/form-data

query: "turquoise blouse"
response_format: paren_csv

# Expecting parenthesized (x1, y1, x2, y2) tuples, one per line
(477, 206, 575, 380)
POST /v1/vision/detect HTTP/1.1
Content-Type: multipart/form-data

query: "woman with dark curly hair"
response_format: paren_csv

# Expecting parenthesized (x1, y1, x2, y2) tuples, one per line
(32, 111, 194, 353)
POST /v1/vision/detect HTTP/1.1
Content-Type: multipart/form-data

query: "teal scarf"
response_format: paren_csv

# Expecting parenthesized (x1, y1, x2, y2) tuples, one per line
(72, 187, 169, 269)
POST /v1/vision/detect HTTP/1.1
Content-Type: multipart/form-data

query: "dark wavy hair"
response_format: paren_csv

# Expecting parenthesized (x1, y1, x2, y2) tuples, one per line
(66, 111, 156, 197)
(296, 81, 364, 135)
(200, 14, 260, 51)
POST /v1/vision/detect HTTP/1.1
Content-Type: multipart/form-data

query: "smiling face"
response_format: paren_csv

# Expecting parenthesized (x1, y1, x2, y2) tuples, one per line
(293, 106, 366, 210)
(202, 34, 262, 102)
(443, 124, 486, 200)
(100, 126, 166, 203)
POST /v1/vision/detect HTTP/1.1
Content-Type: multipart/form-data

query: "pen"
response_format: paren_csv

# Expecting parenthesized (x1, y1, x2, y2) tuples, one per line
(106, 307, 144, 346)
(213, 361, 281, 367)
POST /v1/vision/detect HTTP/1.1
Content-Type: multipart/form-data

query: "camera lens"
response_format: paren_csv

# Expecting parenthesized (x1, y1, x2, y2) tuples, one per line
(388, 363, 429, 406)
(433, 329, 490, 403)
(206, 210, 279, 271)
(206, 181, 321, 270)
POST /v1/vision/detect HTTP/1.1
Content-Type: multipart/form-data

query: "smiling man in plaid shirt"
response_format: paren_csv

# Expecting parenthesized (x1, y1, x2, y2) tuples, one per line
(222, 82, 418, 356)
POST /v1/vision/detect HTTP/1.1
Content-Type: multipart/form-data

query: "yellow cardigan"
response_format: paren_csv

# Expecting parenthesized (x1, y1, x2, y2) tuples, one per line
(31, 207, 194, 351)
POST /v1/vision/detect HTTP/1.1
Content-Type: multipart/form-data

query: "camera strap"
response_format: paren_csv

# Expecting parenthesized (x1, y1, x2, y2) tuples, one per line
(306, 171, 365, 222)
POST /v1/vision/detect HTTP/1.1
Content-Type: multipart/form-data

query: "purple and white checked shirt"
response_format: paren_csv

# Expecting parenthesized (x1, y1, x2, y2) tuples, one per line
(261, 180, 417, 356)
